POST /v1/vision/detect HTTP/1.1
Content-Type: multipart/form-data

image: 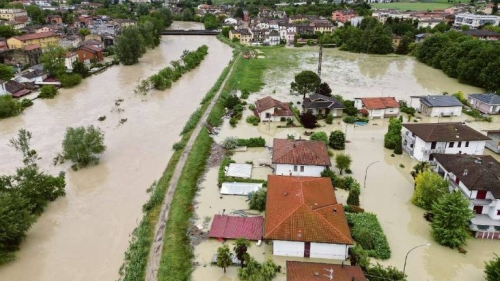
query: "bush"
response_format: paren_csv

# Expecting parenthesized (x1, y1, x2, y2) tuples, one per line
(325, 114, 334, 124)
(366, 263, 406, 281)
(343, 116, 356, 124)
(38, 85, 58, 99)
(224, 94, 241, 109)
(59, 73, 82, 88)
(248, 104, 255, 111)
(229, 117, 238, 127)
(246, 115, 259, 126)
(346, 212, 391, 259)
(237, 137, 266, 147)
(485, 255, 500, 281)
(0, 95, 22, 119)
(172, 141, 185, 151)
(221, 137, 238, 150)
(249, 189, 266, 211)
(329, 130, 345, 150)
(299, 112, 317, 128)
(320, 168, 337, 186)
(309, 131, 328, 144)
(343, 205, 365, 213)
(240, 89, 250, 99)
(20, 98, 33, 108)
(384, 118, 402, 152)
(349, 245, 369, 269)
(346, 182, 360, 206)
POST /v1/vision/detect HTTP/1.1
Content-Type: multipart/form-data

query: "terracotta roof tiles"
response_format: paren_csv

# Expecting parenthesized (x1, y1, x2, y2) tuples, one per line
(360, 97, 399, 109)
(272, 139, 331, 166)
(286, 261, 367, 281)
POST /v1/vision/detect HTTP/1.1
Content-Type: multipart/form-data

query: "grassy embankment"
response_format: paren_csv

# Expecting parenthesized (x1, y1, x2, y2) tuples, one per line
(117, 51, 236, 281)
(155, 46, 303, 281)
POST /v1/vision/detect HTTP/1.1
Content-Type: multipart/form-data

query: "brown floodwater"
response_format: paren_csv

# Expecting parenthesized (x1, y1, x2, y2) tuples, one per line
(193, 48, 499, 281)
(0, 22, 232, 281)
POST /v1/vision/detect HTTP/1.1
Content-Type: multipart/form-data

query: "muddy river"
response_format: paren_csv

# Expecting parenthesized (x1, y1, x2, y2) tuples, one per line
(0, 22, 232, 281)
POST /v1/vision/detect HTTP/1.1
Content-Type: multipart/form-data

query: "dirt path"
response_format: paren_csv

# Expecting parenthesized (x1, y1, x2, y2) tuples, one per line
(145, 56, 239, 281)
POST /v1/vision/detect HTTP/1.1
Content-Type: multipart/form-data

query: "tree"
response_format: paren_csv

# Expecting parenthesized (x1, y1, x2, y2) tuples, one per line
(384, 118, 402, 153)
(410, 161, 431, 180)
(72, 60, 89, 78)
(61, 125, 106, 170)
(78, 28, 91, 38)
(216, 245, 232, 273)
(299, 112, 317, 129)
(9, 129, 39, 167)
(138, 20, 160, 49)
(431, 191, 474, 248)
(290, 70, 321, 98)
(347, 182, 360, 206)
(234, 7, 244, 19)
(40, 46, 66, 77)
(309, 131, 328, 144)
(182, 8, 193, 21)
(233, 238, 251, 268)
(366, 263, 407, 281)
(485, 255, 500, 281)
(59, 73, 82, 88)
(203, 13, 220, 30)
(411, 171, 448, 210)
(335, 153, 351, 175)
(0, 95, 22, 119)
(38, 85, 58, 99)
(0, 25, 19, 39)
(315, 82, 332, 96)
(238, 257, 279, 281)
(0, 64, 14, 81)
(114, 26, 146, 65)
(249, 189, 266, 211)
(26, 4, 46, 24)
(329, 130, 345, 150)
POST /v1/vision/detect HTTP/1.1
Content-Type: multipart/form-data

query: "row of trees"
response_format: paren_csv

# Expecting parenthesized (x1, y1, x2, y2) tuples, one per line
(136, 45, 209, 93)
(115, 8, 173, 65)
(413, 30, 500, 92)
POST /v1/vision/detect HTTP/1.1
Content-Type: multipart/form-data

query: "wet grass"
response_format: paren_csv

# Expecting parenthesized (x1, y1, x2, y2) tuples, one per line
(118, 56, 237, 281)
(371, 2, 453, 10)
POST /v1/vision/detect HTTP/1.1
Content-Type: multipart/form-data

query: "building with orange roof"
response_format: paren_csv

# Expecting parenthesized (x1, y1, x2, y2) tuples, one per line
(354, 97, 399, 118)
(272, 138, 331, 177)
(254, 96, 293, 122)
(264, 175, 353, 260)
(286, 261, 367, 281)
(7, 32, 60, 50)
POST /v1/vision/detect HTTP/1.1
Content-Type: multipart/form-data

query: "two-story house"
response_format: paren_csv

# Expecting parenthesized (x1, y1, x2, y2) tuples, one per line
(331, 10, 358, 23)
(264, 175, 353, 259)
(402, 122, 490, 161)
(483, 130, 500, 154)
(254, 96, 293, 122)
(354, 97, 399, 118)
(7, 32, 60, 50)
(468, 93, 500, 115)
(272, 138, 331, 177)
(434, 154, 500, 239)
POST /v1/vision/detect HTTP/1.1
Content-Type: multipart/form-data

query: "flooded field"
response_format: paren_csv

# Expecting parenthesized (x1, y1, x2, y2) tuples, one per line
(0, 22, 232, 281)
(192, 48, 499, 281)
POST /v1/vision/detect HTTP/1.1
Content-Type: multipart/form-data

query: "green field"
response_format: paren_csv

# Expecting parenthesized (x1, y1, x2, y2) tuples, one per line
(371, 2, 454, 11)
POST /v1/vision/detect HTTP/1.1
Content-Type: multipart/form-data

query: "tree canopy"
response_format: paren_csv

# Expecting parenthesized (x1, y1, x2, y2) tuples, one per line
(40, 46, 67, 77)
(0, 95, 22, 119)
(290, 70, 321, 98)
(216, 245, 232, 273)
(335, 153, 351, 175)
(412, 171, 448, 210)
(329, 130, 345, 150)
(249, 188, 266, 212)
(485, 255, 500, 281)
(60, 125, 106, 170)
(0, 64, 14, 81)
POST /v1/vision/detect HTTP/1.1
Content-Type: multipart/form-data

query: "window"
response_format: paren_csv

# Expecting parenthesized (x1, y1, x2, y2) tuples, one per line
(293, 165, 297, 172)
(265, 113, 271, 118)
(497, 210, 500, 216)
(465, 141, 469, 147)
(431, 142, 436, 149)
(300, 166, 304, 172)
(458, 141, 462, 148)
(449, 142, 455, 148)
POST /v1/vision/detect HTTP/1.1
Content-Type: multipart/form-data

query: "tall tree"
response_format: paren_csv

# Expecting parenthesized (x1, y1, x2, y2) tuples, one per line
(290, 70, 321, 98)
(431, 191, 474, 248)
(485, 255, 500, 281)
(114, 26, 146, 65)
(60, 125, 106, 170)
(216, 245, 232, 273)
(0, 64, 14, 81)
(40, 46, 66, 77)
(315, 82, 332, 96)
(233, 238, 251, 268)
(335, 153, 351, 175)
(412, 171, 448, 210)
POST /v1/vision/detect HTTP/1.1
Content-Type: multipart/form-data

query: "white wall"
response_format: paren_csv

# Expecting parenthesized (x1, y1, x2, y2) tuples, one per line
(273, 240, 304, 257)
(426, 106, 462, 117)
(310, 243, 348, 260)
(331, 108, 343, 117)
(385, 107, 400, 116)
(275, 164, 327, 177)
(368, 109, 384, 118)
(410, 136, 485, 161)
(409, 97, 421, 110)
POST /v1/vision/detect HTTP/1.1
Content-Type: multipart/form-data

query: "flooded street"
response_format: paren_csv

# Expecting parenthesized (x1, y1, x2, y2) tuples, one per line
(193, 47, 499, 281)
(0, 22, 232, 281)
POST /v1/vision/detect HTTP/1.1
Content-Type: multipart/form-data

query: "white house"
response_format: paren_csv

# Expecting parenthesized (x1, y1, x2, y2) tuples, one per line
(272, 138, 331, 177)
(264, 176, 353, 260)
(0, 80, 8, 95)
(454, 13, 500, 29)
(409, 95, 463, 117)
(354, 97, 399, 118)
(15, 69, 47, 83)
(65, 52, 78, 71)
(468, 93, 500, 115)
(254, 96, 293, 122)
(303, 94, 345, 117)
(402, 122, 490, 162)
(434, 154, 500, 239)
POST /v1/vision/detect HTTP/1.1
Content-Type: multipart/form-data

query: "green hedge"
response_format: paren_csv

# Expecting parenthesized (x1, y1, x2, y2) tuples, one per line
(236, 137, 266, 147)
(346, 212, 391, 260)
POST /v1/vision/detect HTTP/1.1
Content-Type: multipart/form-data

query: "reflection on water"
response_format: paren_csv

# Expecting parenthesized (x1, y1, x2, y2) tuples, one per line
(0, 28, 232, 281)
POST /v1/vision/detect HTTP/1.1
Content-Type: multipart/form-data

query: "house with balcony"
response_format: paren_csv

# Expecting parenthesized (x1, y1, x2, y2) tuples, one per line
(402, 122, 490, 161)
(272, 138, 331, 177)
(408, 95, 463, 117)
(434, 154, 500, 239)
(264, 175, 353, 259)
(468, 93, 500, 115)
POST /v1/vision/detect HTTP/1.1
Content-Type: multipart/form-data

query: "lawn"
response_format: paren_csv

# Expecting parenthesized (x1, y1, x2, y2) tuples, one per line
(371, 2, 454, 11)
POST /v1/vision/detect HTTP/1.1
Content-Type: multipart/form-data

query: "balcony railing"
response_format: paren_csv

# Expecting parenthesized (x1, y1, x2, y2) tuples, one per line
(421, 147, 446, 154)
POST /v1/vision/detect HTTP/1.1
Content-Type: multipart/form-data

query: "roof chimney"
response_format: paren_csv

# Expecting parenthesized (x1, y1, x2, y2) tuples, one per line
(283, 192, 288, 196)
(333, 208, 337, 214)
(463, 169, 468, 176)
(314, 272, 319, 277)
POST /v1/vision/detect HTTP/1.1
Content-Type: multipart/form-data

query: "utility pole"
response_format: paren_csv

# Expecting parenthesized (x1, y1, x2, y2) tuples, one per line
(317, 43, 323, 78)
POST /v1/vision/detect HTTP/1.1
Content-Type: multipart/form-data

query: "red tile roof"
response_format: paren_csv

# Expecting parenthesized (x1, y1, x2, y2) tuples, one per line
(23, 44, 40, 51)
(255, 96, 293, 117)
(360, 97, 399, 109)
(286, 261, 367, 281)
(13, 32, 56, 42)
(78, 45, 103, 53)
(272, 139, 331, 166)
(264, 176, 353, 244)
(208, 215, 263, 240)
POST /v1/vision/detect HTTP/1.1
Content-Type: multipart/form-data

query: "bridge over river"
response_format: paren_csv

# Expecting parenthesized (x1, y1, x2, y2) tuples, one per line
(160, 30, 219, 36)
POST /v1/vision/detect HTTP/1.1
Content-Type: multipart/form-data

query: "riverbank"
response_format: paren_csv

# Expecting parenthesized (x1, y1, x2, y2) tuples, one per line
(0, 35, 232, 281)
